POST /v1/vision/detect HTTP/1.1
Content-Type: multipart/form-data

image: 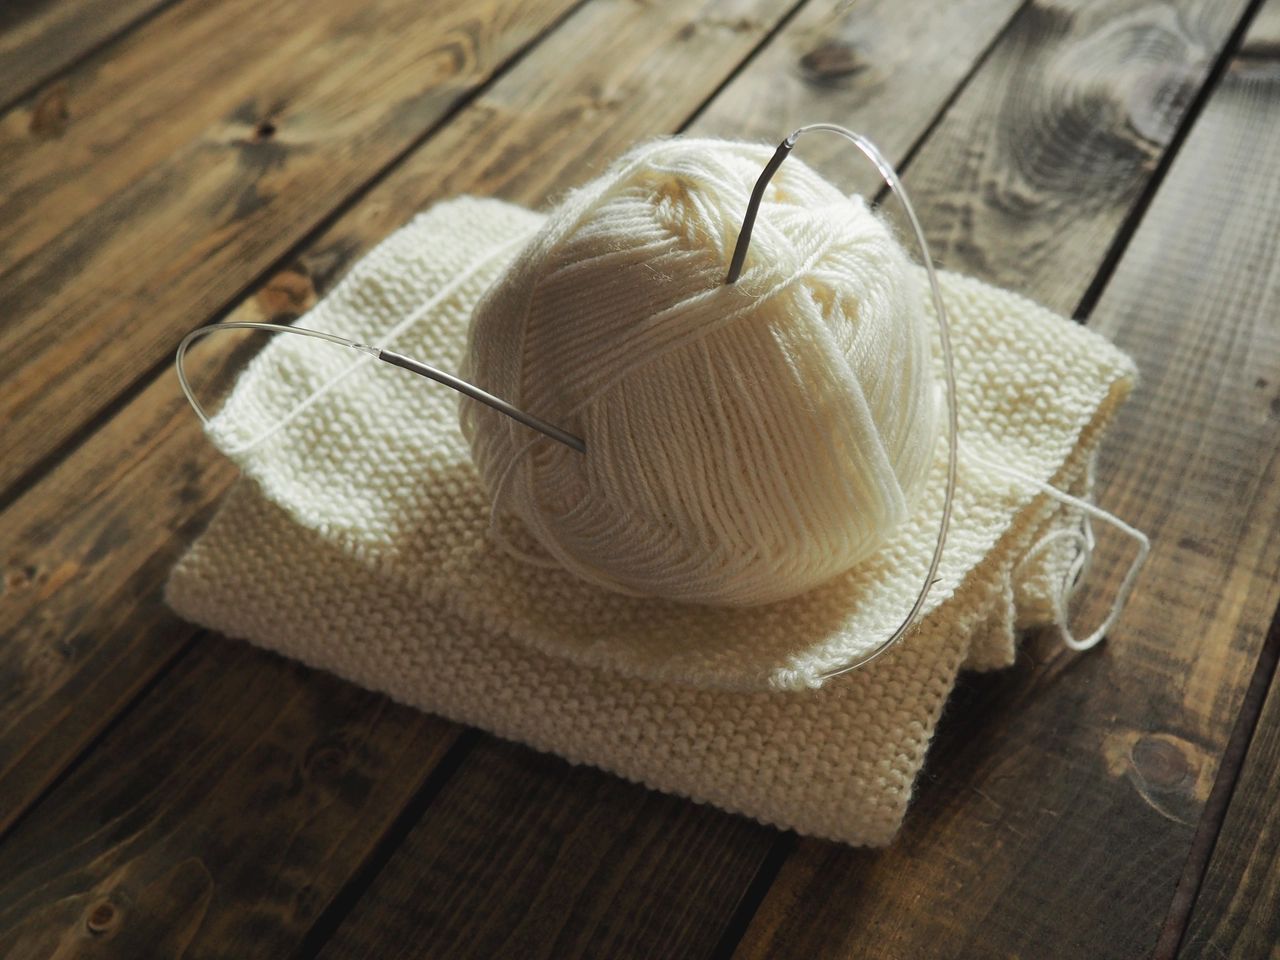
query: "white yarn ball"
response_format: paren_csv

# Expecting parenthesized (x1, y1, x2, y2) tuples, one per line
(460, 138, 938, 606)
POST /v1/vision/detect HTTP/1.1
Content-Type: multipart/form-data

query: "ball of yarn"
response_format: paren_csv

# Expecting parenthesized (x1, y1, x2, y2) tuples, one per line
(460, 138, 938, 606)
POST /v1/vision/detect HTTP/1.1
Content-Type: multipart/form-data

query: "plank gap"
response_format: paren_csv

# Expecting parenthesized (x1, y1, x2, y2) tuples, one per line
(295, 729, 482, 960)
(1155, 601, 1280, 959)
(868, 0, 1039, 210)
(0, 634, 197, 848)
(1071, 0, 1272, 322)
(0, 0, 597, 516)
(0, 0, 187, 114)
(707, 832, 797, 960)
(676, 0, 812, 132)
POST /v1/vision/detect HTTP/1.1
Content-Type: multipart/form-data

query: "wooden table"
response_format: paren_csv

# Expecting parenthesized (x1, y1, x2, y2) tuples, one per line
(2, 0, 1278, 956)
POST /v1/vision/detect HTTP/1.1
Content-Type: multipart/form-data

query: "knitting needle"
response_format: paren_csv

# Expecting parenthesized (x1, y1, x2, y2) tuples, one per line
(722, 125, 960, 678)
(378, 346, 586, 452)
(175, 321, 587, 453)
(726, 125, 910, 288)
(725, 134, 796, 284)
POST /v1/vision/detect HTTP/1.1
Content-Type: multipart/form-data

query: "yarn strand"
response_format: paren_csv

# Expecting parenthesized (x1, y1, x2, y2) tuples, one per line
(972, 447, 1149, 652)
(772, 126, 960, 681)
(791, 125, 1147, 672)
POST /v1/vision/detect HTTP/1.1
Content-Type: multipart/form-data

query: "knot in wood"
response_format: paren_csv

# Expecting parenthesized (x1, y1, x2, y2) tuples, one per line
(798, 42, 866, 86)
(5, 564, 38, 591)
(85, 900, 119, 936)
(1131, 735, 1193, 791)
(30, 84, 70, 138)
(307, 742, 348, 779)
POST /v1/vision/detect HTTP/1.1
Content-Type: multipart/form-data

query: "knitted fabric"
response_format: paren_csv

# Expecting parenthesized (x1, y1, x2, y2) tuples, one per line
(168, 196, 1135, 845)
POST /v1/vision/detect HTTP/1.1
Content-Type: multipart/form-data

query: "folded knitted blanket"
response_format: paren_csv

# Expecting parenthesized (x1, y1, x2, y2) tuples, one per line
(167, 197, 1135, 845)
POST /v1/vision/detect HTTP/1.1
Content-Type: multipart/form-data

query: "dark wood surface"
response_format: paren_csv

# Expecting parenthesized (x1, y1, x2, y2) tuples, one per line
(0, 0, 174, 110)
(0, 0, 1276, 956)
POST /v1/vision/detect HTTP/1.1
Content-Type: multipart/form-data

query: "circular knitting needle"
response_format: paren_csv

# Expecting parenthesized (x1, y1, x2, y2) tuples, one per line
(725, 125, 960, 679)
(176, 321, 586, 453)
(378, 347, 586, 452)
(725, 134, 796, 284)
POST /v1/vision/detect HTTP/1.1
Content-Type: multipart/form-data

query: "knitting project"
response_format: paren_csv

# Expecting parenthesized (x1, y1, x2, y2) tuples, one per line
(168, 195, 1135, 845)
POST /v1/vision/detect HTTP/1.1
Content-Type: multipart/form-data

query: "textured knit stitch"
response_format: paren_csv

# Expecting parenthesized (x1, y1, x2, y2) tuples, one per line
(168, 194, 1134, 845)
(169, 478, 1081, 846)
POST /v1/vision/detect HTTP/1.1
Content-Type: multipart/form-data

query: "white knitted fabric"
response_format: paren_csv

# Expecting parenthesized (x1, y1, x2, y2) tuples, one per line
(168, 195, 1135, 845)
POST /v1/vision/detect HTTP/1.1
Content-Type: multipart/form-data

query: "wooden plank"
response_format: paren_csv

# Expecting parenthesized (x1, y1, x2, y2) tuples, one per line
(0, 0, 173, 110)
(317, 736, 778, 960)
(734, 1, 1280, 957)
(0, 0, 585, 497)
(0, 639, 459, 959)
(0, 0, 828, 954)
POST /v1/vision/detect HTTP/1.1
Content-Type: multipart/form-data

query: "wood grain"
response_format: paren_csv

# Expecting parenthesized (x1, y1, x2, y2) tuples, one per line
(1179, 633, 1280, 959)
(734, 1, 1279, 957)
(1181, 654, 1280, 959)
(0, 639, 459, 958)
(0, 0, 174, 111)
(692, 0, 1026, 192)
(876, 0, 1241, 312)
(317, 736, 778, 960)
(2, 0, 1273, 954)
(0, 0, 584, 497)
